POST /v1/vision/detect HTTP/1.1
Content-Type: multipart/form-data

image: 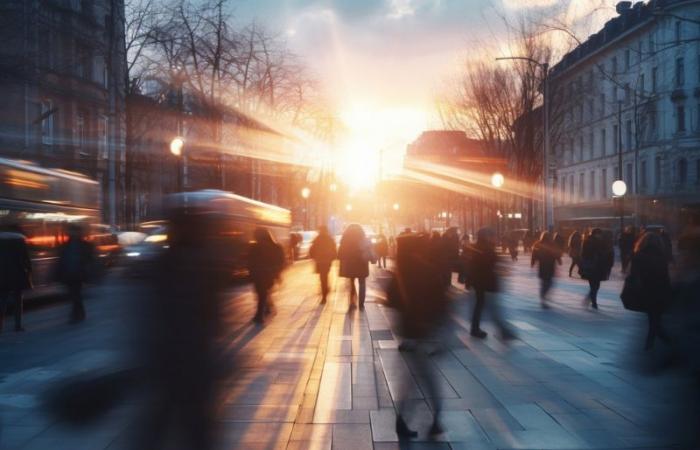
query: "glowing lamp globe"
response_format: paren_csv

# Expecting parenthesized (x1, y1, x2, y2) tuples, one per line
(612, 180, 627, 197)
(170, 137, 185, 156)
(491, 172, 505, 188)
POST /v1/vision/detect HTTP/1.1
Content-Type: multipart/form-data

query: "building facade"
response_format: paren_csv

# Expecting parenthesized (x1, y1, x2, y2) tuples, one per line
(0, 0, 127, 226)
(551, 0, 700, 233)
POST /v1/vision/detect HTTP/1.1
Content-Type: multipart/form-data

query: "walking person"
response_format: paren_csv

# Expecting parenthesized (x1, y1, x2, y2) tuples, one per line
(619, 226, 636, 273)
(56, 224, 95, 323)
(531, 231, 562, 308)
(374, 232, 389, 269)
(507, 233, 519, 262)
(309, 226, 337, 304)
(462, 227, 515, 340)
(248, 227, 286, 323)
(338, 224, 373, 310)
(0, 224, 32, 333)
(567, 230, 582, 277)
(387, 232, 447, 438)
(629, 232, 672, 350)
(579, 228, 614, 309)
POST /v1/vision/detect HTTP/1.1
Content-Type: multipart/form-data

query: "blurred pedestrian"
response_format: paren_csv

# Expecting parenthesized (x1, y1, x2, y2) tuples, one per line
(374, 232, 389, 268)
(619, 226, 636, 273)
(553, 230, 567, 254)
(338, 224, 373, 310)
(309, 226, 337, 304)
(248, 227, 286, 323)
(56, 224, 95, 323)
(629, 232, 671, 350)
(462, 227, 515, 339)
(567, 230, 582, 277)
(387, 232, 447, 438)
(660, 228, 674, 264)
(289, 232, 302, 261)
(0, 223, 31, 333)
(134, 209, 229, 450)
(442, 227, 460, 285)
(531, 231, 562, 308)
(579, 228, 614, 309)
(523, 230, 535, 254)
(429, 231, 448, 287)
(506, 232, 519, 262)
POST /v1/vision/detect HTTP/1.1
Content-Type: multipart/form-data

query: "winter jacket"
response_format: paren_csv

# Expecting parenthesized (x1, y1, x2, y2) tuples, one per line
(0, 232, 32, 291)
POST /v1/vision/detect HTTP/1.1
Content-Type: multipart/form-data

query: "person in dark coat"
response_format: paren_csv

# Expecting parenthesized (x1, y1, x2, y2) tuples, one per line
(506, 232, 519, 262)
(659, 229, 674, 264)
(579, 228, 614, 309)
(248, 227, 286, 323)
(338, 224, 372, 309)
(309, 226, 337, 304)
(56, 224, 96, 323)
(442, 227, 460, 284)
(462, 227, 515, 339)
(0, 224, 32, 332)
(387, 232, 447, 438)
(567, 230, 582, 277)
(374, 232, 389, 269)
(429, 231, 448, 287)
(531, 231, 562, 308)
(618, 226, 637, 273)
(630, 232, 671, 350)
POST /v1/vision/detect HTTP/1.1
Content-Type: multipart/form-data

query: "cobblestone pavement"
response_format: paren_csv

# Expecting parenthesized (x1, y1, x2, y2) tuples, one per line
(0, 255, 695, 449)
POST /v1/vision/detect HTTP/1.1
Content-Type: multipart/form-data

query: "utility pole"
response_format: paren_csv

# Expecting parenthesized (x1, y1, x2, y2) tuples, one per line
(543, 62, 553, 230)
(618, 101, 624, 233)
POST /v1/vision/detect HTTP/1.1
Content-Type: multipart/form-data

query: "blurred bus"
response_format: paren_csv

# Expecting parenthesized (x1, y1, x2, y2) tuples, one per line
(124, 190, 291, 278)
(0, 158, 108, 290)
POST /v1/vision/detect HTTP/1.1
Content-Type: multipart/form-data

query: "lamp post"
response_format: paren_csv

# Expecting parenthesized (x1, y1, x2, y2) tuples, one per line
(491, 172, 505, 247)
(301, 187, 310, 230)
(170, 136, 185, 192)
(496, 56, 551, 229)
(612, 180, 627, 233)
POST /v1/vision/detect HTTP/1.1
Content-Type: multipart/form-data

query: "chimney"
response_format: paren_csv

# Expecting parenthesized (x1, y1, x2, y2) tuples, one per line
(616, 1, 632, 14)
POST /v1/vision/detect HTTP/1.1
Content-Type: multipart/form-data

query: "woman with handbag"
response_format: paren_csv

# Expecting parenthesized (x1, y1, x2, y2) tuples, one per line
(338, 224, 373, 309)
(630, 232, 672, 350)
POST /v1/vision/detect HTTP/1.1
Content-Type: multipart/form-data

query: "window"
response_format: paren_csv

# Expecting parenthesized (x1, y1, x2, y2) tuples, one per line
(579, 173, 585, 201)
(624, 83, 631, 105)
(39, 27, 51, 69)
(648, 31, 655, 53)
(600, 93, 606, 116)
(676, 57, 685, 87)
(677, 105, 686, 132)
(626, 120, 633, 150)
(40, 100, 54, 145)
(652, 66, 658, 92)
(639, 73, 645, 94)
(570, 175, 575, 202)
(612, 84, 618, 103)
(625, 49, 630, 71)
(601, 168, 607, 199)
(589, 171, 596, 199)
(649, 110, 657, 137)
(640, 160, 648, 189)
(76, 45, 92, 79)
(654, 156, 662, 192)
(601, 128, 607, 155)
(638, 40, 644, 60)
(76, 114, 85, 151)
(589, 132, 594, 159)
(579, 102, 584, 122)
(613, 125, 618, 152)
(676, 21, 682, 44)
(588, 98, 594, 118)
(611, 56, 618, 75)
(579, 136, 584, 161)
(677, 158, 688, 186)
(98, 116, 108, 159)
(625, 163, 633, 186)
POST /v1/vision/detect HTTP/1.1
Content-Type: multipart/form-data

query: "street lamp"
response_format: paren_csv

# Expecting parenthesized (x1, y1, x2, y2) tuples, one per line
(612, 179, 627, 234)
(392, 202, 400, 211)
(345, 203, 353, 212)
(301, 187, 310, 230)
(491, 172, 505, 188)
(170, 136, 186, 191)
(491, 172, 505, 247)
(496, 56, 551, 229)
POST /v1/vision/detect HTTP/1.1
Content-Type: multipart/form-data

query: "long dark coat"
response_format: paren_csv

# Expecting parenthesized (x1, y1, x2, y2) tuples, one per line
(630, 244, 671, 313)
(464, 242, 500, 292)
(0, 232, 32, 291)
(338, 227, 371, 279)
(310, 233, 337, 273)
(579, 235, 614, 281)
(531, 242, 561, 280)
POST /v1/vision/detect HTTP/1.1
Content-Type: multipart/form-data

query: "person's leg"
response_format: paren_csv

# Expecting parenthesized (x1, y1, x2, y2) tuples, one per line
(13, 291, 23, 331)
(569, 258, 576, 277)
(645, 311, 658, 350)
(486, 292, 516, 339)
(69, 283, 86, 322)
(319, 269, 329, 303)
(470, 290, 486, 337)
(254, 283, 267, 322)
(358, 277, 366, 309)
(589, 280, 600, 308)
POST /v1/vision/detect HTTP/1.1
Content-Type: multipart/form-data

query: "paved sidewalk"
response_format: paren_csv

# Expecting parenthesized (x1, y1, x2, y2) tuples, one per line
(0, 257, 695, 449)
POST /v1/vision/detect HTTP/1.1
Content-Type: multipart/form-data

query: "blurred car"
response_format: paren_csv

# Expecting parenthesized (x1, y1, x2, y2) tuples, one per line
(89, 224, 121, 269)
(296, 230, 318, 259)
(119, 221, 169, 277)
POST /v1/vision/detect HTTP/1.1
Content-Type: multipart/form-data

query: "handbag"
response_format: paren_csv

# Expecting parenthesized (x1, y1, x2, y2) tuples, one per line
(620, 274, 647, 312)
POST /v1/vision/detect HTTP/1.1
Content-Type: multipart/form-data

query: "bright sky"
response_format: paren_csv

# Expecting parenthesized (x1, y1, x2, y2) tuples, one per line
(234, 0, 618, 188)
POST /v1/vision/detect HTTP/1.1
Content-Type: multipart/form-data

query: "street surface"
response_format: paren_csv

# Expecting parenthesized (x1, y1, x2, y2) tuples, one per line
(0, 254, 695, 449)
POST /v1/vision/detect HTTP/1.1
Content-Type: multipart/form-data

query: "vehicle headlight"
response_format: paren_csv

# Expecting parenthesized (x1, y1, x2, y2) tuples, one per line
(126, 251, 141, 257)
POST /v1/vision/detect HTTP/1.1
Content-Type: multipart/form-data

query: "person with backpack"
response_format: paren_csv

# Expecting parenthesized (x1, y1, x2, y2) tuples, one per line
(248, 227, 286, 323)
(579, 228, 614, 309)
(531, 231, 562, 308)
(309, 226, 337, 304)
(56, 224, 96, 323)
